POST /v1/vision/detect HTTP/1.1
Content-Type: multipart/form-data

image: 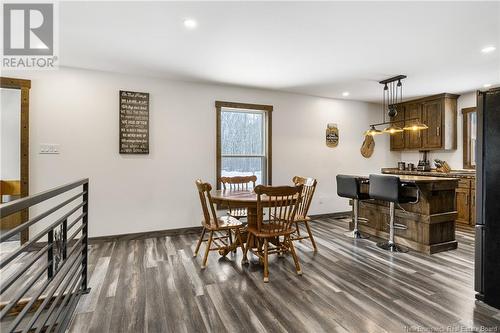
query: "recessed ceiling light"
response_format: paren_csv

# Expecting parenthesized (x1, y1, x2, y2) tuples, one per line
(481, 46, 496, 53)
(342, 92, 350, 97)
(183, 18, 197, 29)
(483, 83, 492, 88)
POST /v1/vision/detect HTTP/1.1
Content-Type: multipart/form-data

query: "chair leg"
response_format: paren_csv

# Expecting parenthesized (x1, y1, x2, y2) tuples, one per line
(228, 229, 233, 249)
(304, 221, 318, 252)
(242, 232, 251, 264)
(201, 231, 213, 269)
(263, 238, 269, 283)
(235, 228, 245, 255)
(193, 227, 206, 257)
(287, 236, 302, 275)
(295, 222, 301, 238)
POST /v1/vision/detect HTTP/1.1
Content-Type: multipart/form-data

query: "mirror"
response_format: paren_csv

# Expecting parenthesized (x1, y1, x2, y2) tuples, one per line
(0, 77, 30, 243)
(462, 107, 477, 169)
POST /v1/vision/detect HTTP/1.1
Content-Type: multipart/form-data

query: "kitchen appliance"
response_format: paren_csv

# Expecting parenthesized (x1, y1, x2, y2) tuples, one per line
(398, 162, 406, 171)
(475, 88, 500, 309)
(407, 163, 415, 171)
(417, 151, 431, 171)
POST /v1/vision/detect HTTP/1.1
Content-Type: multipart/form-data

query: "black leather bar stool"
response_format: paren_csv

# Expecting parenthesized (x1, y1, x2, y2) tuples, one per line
(368, 174, 418, 253)
(336, 175, 370, 239)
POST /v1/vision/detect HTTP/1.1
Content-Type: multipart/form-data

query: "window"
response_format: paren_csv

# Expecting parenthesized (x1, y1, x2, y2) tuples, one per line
(216, 101, 272, 188)
(462, 107, 477, 169)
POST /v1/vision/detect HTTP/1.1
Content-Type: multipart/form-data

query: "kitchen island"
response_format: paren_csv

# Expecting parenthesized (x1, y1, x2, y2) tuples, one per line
(351, 175, 459, 254)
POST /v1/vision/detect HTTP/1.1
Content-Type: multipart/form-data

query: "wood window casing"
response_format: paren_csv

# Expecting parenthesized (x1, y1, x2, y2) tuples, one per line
(462, 107, 477, 169)
(215, 101, 272, 190)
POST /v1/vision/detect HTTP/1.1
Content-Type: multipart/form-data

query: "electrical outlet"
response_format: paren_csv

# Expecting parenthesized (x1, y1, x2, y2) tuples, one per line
(40, 144, 60, 154)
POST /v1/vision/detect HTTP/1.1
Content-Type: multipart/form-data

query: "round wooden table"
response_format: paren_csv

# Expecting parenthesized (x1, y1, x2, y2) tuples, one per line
(211, 189, 298, 255)
(211, 190, 260, 229)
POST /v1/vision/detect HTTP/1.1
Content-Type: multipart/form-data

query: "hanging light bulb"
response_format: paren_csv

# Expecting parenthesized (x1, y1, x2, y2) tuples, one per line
(364, 125, 383, 136)
(403, 120, 429, 131)
(383, 124, 404, 134)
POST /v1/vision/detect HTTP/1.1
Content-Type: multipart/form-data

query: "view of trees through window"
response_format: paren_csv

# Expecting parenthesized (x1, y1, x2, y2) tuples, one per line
(221, 109, 266, 185)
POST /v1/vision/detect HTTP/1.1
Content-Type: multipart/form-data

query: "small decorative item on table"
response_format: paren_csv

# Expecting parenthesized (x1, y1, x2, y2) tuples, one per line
(326, 123, 339, 147)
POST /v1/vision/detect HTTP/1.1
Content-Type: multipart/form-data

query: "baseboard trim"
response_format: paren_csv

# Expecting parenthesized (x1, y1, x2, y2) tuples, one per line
(89, 226, 203, 243)
(309, 211, 351, 219)
(89, 212, 352, 243)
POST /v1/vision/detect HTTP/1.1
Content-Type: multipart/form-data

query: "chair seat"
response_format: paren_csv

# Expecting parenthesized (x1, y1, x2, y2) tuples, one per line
(203, 215, 243, 230)
(247, 222, 295, 237)
(293, 215, 311, 223)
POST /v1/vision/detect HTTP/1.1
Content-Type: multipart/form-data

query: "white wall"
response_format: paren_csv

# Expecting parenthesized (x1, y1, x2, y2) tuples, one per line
(1, 88, 21, 179)
(4, 67, 399, 237)
(400, 92, 477, 169)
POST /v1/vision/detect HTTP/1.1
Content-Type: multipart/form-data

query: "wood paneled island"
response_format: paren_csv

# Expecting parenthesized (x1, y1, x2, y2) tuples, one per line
(351, 175, 459, 254)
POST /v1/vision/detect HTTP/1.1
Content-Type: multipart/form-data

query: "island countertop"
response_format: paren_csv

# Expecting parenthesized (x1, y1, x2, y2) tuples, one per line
(351, 174, 459, 254)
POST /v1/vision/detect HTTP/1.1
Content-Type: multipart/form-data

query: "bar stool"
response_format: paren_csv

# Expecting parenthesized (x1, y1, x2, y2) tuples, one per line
(368, 174, 418, 253)
(336, 175, 370, 239)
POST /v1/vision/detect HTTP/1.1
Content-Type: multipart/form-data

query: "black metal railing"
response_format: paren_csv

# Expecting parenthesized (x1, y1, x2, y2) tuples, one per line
(0, 179, 89, 333)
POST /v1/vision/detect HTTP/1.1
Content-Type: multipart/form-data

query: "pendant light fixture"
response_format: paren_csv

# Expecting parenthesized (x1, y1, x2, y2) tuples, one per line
(364, 75, 428, 136)
(364, 125, 383, 136)
(381, 77, 404, 133)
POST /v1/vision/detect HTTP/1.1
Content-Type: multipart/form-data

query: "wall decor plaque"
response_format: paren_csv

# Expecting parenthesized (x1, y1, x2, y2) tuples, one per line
(360, 134, 375, 158)
(119, 90, 149, 154)
(326, 123, 339, 147)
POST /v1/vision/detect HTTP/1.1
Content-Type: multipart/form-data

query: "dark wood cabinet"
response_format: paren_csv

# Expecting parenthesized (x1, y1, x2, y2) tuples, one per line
(455, 178, 475, 227)
(390, 93, 458, 151)
(422, 99, 443, 149)
(456, 188, 470, 223)
(405, 102, 423, 149)
(390, 105, 406, 150)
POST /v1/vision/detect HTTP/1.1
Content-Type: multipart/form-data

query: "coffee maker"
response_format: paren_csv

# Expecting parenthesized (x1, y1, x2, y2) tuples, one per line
(417, 151, 431, 171)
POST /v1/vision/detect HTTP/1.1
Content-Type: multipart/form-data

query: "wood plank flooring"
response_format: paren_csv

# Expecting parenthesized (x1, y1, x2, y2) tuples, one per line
(68, 217, 500, 333)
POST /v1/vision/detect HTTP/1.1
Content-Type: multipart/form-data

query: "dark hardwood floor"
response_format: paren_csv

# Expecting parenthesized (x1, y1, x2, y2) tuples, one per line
(68, 217, 500, 333)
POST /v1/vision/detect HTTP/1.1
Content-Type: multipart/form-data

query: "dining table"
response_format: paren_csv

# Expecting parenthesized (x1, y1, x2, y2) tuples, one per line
(210, 189, 299, 255)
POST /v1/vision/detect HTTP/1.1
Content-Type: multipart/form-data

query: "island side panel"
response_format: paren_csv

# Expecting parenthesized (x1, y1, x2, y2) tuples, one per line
(351, 177, 458, 254)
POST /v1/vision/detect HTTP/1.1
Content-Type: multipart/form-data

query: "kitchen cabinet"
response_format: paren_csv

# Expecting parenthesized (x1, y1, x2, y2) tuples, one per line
(390, 93, 458, 151)
(455, 178, 475, 227)
(405, 102, 423, 149)
(422, 99, 443, 149)
(390, 104, 406, 150)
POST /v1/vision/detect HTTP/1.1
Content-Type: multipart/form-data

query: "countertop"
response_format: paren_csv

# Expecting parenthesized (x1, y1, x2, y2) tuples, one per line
(359, 174, 458, 184)
(381, 168, 476, 179)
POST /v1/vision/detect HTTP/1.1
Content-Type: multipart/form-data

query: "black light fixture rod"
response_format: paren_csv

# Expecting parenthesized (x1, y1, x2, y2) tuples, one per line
(369, 117, 420, 127)
(379, 75, 407, 85)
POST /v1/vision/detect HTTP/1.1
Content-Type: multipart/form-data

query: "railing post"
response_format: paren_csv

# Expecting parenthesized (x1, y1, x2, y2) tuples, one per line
(47, 230, 54, 280)
(62, 219, 67, 260)
(82, 181, 89, 292)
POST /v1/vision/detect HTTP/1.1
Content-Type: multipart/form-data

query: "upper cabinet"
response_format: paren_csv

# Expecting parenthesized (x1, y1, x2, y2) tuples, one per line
(390, 93, 459, 151)
(390, 104, 405, 150)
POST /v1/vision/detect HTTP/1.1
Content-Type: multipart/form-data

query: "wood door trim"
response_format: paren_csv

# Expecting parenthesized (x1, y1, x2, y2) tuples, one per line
(462, 107, 476, 169)
(1, 77, 30, 243)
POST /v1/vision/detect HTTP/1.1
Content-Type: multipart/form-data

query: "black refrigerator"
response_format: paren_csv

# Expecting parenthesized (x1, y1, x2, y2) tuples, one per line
(475, 87, 500, 309)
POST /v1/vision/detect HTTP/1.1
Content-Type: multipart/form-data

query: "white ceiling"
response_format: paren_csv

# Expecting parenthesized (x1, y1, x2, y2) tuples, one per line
(60, 1, 500, 102)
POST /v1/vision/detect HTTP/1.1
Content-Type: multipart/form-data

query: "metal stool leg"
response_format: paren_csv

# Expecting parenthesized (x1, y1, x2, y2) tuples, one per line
(377, 202, 408, 253)
(345, 199, 369, 239)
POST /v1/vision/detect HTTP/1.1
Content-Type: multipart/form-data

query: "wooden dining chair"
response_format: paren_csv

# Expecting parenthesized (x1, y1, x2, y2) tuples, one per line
(291, 176, 318, 252)
(193, 180, 245, 269)
(242, 184, 304, 282)
(220, 175, 257, 220)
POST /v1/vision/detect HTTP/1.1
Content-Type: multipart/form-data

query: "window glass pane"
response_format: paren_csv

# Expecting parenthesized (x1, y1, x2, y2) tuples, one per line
(221, 110, 263, 155)
(221, 157, 264, 185)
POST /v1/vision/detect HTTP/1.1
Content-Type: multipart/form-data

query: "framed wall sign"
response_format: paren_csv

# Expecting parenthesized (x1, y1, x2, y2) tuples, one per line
(326, 123, 339, 147)
(119, 90, 149, 154)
